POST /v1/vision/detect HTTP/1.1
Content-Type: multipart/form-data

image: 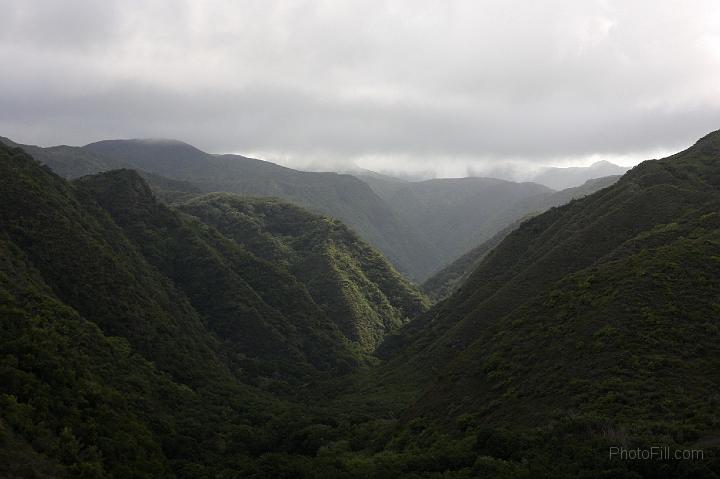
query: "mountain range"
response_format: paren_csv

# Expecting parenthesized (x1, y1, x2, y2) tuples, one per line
(530, 160, 629, 190)
(0, 137, 624, 282)
(2, 130, 718, 477)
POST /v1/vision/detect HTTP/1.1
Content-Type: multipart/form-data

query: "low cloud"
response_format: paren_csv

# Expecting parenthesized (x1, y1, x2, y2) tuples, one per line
(2, 0, 720, 173)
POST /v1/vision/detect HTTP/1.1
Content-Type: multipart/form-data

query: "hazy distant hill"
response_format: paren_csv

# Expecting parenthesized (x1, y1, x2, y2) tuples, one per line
(531, 159, 628, 189)
(420, 175, 622, 300)
(362, 177, 552, 277)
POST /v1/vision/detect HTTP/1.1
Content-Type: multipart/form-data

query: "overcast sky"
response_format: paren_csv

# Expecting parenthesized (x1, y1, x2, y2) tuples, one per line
(2, 0, 720, 177)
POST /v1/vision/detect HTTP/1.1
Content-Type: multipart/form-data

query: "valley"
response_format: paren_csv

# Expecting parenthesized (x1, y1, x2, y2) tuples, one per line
(1, 130, 719, 477)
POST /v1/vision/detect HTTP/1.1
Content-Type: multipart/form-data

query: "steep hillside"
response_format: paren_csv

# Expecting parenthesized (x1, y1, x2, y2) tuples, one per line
(0, 141, 289, 477)
(178, 193, 429, 351)
(0, 142, 428, 477)
(422, 175, 621, 300)
(83, 139, 436, 280)
(381, 130, 720, 437)
(75, 169, 365, 379)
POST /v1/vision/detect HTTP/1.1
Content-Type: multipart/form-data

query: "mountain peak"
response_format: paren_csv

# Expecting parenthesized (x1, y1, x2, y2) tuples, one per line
(85, 138, 205, 153)
(589, 160, 617, 168)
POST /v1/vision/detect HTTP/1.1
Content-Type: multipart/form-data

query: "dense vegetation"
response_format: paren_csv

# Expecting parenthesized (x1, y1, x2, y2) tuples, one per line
(2, 129, 720, 478)
(177, 193, 427, 352)
(0, 143, 428, 477)
(370, 130, 720, 476)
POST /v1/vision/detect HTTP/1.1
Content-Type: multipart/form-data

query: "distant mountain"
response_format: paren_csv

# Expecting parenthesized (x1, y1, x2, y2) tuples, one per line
(422, 175, 622, 300)
(359, 176, 553, 278)
(531, 159, 628, 189)
(0, 136, 126, 178)
(372, 130, 720, 475)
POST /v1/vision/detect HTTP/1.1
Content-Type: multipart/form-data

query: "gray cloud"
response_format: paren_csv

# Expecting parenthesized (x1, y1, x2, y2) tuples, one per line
(1, 0, 720, 173)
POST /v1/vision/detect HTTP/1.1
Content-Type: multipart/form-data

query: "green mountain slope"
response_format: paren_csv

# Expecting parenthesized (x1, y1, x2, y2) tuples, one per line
(422, 175, 622, 300)
(0, 142, 430, 477)
(83, 139, 436, 280)
(75, 169, 366, 379)
(178, 193, 429, 352)
(382, 130, 720, 436)
(0, 142, 287, 477)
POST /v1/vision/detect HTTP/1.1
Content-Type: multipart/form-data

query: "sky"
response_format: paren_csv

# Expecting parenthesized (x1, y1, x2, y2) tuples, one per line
(2, 0, 720, 178)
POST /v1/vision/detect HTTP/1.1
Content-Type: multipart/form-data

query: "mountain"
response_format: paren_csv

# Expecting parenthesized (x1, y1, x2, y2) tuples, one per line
(422, 175, 622, 300)
(531, 159, 628, 190)
(82, 139, 436, 280)
(359, 176, 553, 278)
(176, 193, 427, 351)
(0, 141, 278, 476)
(369, 130, 720, 476)
(0, 141, 429, 477)
(3, 137, 626, 283)
(0, 136, 127, 179)
(75, 170, 352, 379)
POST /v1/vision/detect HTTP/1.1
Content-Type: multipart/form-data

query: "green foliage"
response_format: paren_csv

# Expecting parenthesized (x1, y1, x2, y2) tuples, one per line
(75, 169, 365, 381)
(178, 193, 428, 352)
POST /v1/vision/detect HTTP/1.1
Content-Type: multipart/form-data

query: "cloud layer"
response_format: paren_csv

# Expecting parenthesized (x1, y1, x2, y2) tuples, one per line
(2, 0, 720, 173)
